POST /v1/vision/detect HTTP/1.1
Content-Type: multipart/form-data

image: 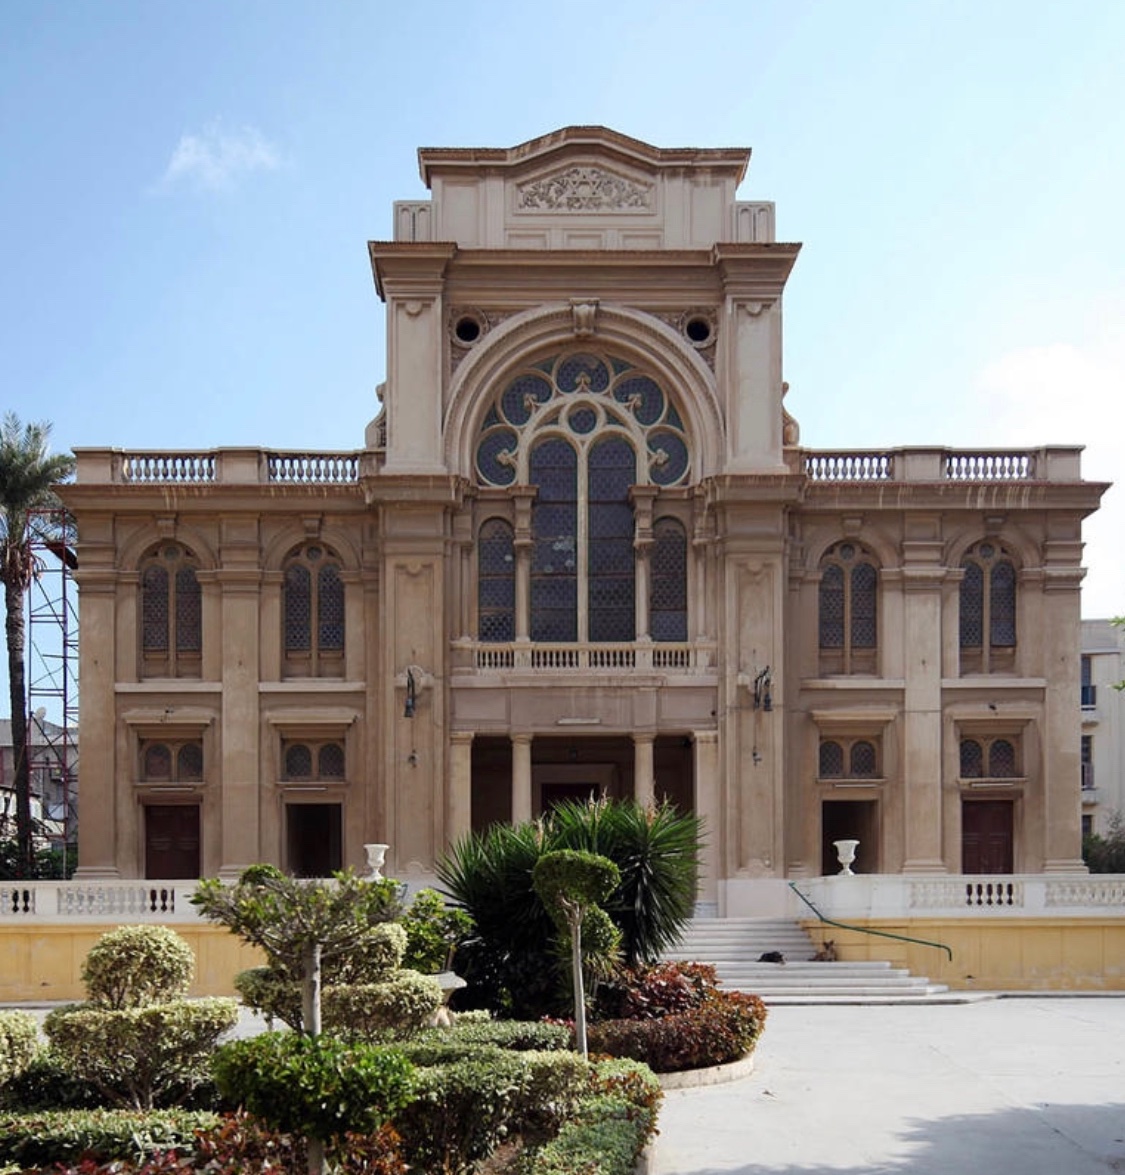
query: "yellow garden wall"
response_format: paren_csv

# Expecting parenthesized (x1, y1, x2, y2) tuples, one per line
(0, 925, 265, 1003)
(803, 918, 1125, 991)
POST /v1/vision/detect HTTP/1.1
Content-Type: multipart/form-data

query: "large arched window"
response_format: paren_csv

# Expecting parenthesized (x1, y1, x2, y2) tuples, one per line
(283, 543, 345, 677)
(140, 543, 201, 678)
(818, 542, 878, 675)
(475, 351, 690, 645)
(960, 541, 1017, 673)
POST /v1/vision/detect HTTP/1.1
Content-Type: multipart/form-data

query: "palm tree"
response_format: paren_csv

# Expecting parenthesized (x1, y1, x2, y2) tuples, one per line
(0, 414, 75, 877)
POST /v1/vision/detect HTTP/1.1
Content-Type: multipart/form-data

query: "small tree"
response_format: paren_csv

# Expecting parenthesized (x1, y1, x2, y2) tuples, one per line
(532, 849, 620, 1059)
(191, 864, 403, 1036)
(191, 865, 407, 1175)
(0, 413, 75, 878)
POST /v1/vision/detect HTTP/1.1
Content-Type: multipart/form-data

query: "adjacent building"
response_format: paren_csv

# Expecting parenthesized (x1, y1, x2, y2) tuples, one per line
(1080, 618, 1125, 838)
(60, 127, 1107, 914)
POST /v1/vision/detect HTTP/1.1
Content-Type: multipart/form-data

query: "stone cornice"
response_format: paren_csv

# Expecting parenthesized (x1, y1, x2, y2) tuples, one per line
(417, 126, 752, 187)
(368, 242, 457, 299)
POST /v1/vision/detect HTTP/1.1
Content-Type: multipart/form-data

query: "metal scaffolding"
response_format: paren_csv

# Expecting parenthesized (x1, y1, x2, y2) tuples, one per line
(24, 507, 79, 869)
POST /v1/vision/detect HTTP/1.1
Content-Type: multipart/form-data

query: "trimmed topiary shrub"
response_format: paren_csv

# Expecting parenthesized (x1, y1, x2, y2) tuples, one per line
(44, 998, 238, 1108)
(322, 970, 443, 1039)
(0, 1009, 39, 1084)
(81, 924, 195, 1009)
(211, 1031, 416, 1142)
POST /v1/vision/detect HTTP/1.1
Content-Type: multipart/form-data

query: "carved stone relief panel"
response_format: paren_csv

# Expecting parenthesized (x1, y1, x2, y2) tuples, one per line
(516, 166, 653, 213)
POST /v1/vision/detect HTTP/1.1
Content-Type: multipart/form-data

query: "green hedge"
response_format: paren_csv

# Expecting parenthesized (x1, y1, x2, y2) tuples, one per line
(0, 1108, 219, 1167)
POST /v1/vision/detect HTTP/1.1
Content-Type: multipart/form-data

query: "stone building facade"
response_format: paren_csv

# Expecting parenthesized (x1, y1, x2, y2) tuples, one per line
(61, 127, 1106, 914)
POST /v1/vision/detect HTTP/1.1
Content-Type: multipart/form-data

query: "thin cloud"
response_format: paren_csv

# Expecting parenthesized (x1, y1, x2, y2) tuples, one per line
(154, 122, 282, 193)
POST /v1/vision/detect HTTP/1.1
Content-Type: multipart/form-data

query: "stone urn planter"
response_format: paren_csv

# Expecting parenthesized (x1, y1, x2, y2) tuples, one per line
(363, 843, 389, 880)
(833, 838, 859, 876)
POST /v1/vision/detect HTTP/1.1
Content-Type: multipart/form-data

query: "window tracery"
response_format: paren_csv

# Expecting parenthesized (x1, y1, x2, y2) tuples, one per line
(818, 542, 878, 675)
(283, 544, 345, 677)
(140, 544, 201, 678)
(475, 351, 691, 645)
(960, 541, 1017, 673)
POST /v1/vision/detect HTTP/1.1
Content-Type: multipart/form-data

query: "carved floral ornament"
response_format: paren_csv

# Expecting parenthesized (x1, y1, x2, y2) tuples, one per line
(516, 166, 653, 213)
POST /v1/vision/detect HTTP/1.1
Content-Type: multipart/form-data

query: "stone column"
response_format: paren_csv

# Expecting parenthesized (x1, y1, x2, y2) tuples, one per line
(217, 570, 261, 876)
(900, 530, 947, 872)
(633, 733, 656, 807)
(511, 733, 533, 825)
(1041, 561, 1087, 870)
(447, 731, 474, 848)
(693, 731, 720, 906)
(72, 566, 120, 878)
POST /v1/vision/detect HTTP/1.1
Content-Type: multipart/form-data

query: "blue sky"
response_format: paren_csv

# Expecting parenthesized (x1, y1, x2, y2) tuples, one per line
(3, 0, 1123, 622)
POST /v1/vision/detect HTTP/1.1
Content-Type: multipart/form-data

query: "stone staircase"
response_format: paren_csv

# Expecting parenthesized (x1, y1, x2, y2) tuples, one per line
(663, 917, 952, 1004)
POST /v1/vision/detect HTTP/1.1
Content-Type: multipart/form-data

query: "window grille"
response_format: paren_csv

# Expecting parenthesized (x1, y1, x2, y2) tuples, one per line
(283, 544, 346, 677)
(140, 544, 201, 677)
(960, 542, 1017, 672)
(818, 543, 878, 674)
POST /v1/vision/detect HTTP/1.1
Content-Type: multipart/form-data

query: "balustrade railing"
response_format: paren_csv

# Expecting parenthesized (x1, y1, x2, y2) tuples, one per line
(944, 452, 1034, 480)
(804, 452, 892, 481)
(121, 452, 216, 483)
(267, 452, 360, 483)
(467, 641, 712, 673)
(0, 881, 199, 920)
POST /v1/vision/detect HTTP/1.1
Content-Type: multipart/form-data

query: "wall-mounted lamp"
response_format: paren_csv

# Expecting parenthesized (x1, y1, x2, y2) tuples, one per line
(404, 668, 417, 719)
(752, 666, 773, 712)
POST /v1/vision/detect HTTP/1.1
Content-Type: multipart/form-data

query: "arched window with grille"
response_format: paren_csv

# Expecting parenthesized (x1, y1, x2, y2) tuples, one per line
(283, 740, 346, 781)
(819, 736, 880, 780)
(475, 350, 691, 647)
(140, 544, 201, 678)
(283, 544, 345, 677)
(818, 542, 878, 675)
(141, 738, 203, 783)
(960, 541, 1017, 673)
(959, 735, 1021, 780)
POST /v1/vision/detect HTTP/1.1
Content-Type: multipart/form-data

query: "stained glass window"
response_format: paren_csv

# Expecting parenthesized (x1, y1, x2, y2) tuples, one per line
(283, 545, 346, 676)
(850, 741, 877, 777)
(588, 438, 635, 642)
(651, 518, 688, 642)
(285, 744, 313, 778)
(141, 739, 202, 783)
(819, 741, 844, 777)
(818, 543, 878, 675)
(140, 545, 201, 677)
(478, 519, 515, 642)
(530, 439, 578, 642)
(475, 350, 692, 645)
(960, 739, 983, 778)
(960, 542, 1017, 672)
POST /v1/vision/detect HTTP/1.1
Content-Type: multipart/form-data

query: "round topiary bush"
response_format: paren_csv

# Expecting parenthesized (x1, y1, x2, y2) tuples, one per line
(81, 924, 195, 1009)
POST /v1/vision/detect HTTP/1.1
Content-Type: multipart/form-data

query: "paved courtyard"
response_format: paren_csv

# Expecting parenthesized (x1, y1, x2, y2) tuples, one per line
(649, 997, 1125, 1175)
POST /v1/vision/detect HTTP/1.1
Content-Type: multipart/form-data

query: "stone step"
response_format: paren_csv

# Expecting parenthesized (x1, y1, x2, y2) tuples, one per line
(663, 916, 951, 1003)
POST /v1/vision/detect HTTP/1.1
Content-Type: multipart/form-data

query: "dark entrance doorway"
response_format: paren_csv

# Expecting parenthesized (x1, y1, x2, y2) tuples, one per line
(962, 799, 1014, 873)
(144, 804, 200, 879)
(821, 799, 879, 875)
(286, 803, 342, 877)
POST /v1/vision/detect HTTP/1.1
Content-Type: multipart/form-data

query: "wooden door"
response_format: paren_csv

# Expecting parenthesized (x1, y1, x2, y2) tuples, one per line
(145, 804, 200, 879)
(962, 800, 1014, 874)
